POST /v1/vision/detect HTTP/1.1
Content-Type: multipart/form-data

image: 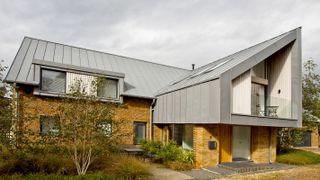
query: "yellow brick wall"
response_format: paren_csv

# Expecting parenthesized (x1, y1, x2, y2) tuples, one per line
(16, 87, 152, 145)
(311, 126, 319, 147)
(152, 124, 163, 142)
(193, 124, 220, 168)
(251, 127, 277, 163)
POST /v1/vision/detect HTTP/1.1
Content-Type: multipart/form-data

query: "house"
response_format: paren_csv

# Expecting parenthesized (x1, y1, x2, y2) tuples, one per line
(296, 113, 319, 148)
(4, 27, 302, 168)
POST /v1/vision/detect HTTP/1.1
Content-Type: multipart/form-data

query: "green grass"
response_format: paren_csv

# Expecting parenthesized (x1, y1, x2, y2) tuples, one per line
(277, 149, 320, 165)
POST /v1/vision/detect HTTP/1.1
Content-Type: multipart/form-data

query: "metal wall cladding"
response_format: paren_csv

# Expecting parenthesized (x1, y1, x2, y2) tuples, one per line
(153, 79, 220, 124)
(5, 37, 190, 98)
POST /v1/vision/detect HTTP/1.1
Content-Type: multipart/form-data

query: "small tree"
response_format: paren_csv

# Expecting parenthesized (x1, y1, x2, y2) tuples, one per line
(0, 60, 12, 145)
(302, 59, 320, 128)
(55, 78, 130, 175)
(278, 59, 320, 152)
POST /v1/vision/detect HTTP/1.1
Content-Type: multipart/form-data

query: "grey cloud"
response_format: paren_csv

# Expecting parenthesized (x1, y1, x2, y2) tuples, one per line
(0, 0, 320, 71)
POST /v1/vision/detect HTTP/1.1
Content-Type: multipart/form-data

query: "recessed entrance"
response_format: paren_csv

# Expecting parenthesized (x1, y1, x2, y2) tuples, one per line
(232, 126, 251, 161)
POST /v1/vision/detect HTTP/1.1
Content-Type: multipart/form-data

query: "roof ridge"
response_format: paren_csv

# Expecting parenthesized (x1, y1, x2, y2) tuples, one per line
(23, 36, 191, 71)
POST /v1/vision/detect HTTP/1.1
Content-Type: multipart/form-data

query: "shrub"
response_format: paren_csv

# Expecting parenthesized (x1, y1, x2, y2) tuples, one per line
(112, 155, 150, 179)
(0, 149, 76, 175)
(176, 148, 194, 164)
(5, 172, 121, 180)
(157, 141, 181, 162)
(141, 140, 162, 157)
(141, 141, 194, 170)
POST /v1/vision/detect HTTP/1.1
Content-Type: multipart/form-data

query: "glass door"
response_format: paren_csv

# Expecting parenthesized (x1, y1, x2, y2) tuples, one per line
(251, 83, 266, 116)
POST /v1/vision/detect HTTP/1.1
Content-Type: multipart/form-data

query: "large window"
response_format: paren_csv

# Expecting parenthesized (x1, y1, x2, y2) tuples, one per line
(41, 69, 66, 93)
(134, 122, 146, 144)
(97, 78, 118, 99)
(40, 116, 60, 135)
(161, 125, 193, 150)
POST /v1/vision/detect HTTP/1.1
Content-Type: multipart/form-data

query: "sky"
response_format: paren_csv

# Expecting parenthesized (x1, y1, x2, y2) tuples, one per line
(0, 0, 320, 71)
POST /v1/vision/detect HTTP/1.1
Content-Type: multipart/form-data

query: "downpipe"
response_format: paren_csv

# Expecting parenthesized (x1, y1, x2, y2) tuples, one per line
(149, 99, 156, 141)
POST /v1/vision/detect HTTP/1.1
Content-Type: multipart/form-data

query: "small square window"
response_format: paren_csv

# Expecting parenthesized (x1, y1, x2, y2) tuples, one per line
(97, 78, 118, 99)
(40, 116, 60, 135)
(97, 121, 112, 137)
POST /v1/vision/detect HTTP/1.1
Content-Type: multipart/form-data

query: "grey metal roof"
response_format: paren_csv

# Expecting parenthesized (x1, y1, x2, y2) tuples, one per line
(157, 28, 298, 95)
(5, 37, 190, 99)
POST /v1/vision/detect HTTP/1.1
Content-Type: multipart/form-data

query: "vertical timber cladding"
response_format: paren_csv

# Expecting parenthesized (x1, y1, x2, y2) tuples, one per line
(219, 124, 232, 163)
(251, 127, 277, 163)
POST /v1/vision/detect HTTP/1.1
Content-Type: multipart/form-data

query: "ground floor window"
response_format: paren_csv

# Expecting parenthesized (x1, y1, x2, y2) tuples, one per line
(134, 122, 146, 144)
(97, 121, 112, 137)
(40, 116, 60, 135)
(162, 124, 193, 150)
(182, 125, 193, 150)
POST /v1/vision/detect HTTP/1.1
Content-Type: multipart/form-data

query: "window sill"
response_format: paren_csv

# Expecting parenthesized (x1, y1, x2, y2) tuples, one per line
(34, 90, 122, 103)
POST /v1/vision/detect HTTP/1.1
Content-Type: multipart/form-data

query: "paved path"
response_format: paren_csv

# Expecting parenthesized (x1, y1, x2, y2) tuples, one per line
(150, 163, 294, 180)
(149, 164, 193, 180)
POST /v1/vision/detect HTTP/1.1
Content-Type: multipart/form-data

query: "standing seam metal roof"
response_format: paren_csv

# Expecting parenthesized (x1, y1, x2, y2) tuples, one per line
(156, 29, 297, 95)
(4, 37, 190, 98)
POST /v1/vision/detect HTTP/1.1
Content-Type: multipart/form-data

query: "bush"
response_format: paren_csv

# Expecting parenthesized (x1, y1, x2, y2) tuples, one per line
(0, 148, 76, 175)
(141, 141, 194, 170)
(3, 172, 121, 180)
(141, 140, 162, 157)
(112, 155, 150, 179)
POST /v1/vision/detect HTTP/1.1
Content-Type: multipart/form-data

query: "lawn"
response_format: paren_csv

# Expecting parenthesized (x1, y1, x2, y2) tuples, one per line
(276, 149, 320, 165)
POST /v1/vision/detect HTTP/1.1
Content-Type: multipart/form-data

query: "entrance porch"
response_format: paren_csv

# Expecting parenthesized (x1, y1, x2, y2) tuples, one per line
(153, 124, 277, 168)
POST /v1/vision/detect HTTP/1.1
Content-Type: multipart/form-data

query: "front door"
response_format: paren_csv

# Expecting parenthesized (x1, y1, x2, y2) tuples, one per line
(232, 126, 251, 161)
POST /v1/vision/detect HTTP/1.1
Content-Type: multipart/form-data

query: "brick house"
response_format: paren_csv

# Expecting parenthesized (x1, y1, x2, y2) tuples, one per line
(5, 28, 302, 167)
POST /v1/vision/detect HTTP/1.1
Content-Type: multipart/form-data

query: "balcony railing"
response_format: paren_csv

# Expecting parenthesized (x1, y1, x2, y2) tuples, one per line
(251, 96, 291, 119)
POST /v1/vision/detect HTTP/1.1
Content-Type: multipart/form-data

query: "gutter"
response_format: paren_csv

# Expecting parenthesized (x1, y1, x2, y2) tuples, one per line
(149, 99, 157, 141)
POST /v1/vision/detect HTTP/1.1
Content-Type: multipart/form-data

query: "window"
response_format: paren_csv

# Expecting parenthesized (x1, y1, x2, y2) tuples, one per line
(97, 121, 112, 137)
(97, 78, 118, 99)
(41, 69, 66, 93)
(40, 116, 60, 135)
(134, 122, 146, 144)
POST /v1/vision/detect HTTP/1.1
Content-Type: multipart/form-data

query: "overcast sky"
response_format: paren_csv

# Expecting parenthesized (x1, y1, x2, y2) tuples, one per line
(0, 0, 320, 71)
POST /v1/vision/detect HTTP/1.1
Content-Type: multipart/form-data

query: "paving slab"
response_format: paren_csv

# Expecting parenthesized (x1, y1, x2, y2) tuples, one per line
(150, 165, 193, 180)
(150, 162, 294, 180)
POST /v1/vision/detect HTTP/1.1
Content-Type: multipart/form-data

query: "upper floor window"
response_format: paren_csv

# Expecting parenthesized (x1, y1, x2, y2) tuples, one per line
(97, 78, 118, 99)
(41, 69, 66, 93)
(40, 69, 119, 100)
